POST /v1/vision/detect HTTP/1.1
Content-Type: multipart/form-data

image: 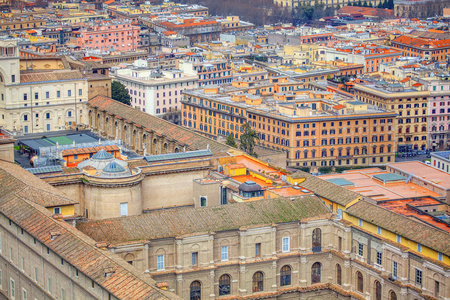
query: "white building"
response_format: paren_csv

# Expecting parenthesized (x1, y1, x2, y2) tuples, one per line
(0, 39, 88, 134)
(431, 151, 450, 173)
(113, 60, 198, 115)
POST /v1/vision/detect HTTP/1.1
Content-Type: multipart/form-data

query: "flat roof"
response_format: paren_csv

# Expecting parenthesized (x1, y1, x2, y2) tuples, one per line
(326, 178, 355, 186)
(19, 134, 98, 151)
(318, 168, 442, 201)
(388, 161, 450, 189)
(372, 173, 407, 183)
(26, 165, 63, 175)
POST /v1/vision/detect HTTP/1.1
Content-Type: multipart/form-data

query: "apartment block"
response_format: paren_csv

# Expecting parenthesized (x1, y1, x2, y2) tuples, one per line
(354, 81, 429, 152)
(71, 22, 140, 52)
(180, 54, 233, 87)
(114, 62, 198, 115)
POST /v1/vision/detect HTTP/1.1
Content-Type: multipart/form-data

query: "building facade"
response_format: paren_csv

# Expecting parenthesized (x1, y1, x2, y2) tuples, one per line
(354, 82, 429, 152)
(0, 39, 88, 134)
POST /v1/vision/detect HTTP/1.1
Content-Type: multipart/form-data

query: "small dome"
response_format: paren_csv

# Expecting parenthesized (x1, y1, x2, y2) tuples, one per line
(103, 161, 126, 173)
(92, 149, 114, 160)
(238, 181, 262, 192)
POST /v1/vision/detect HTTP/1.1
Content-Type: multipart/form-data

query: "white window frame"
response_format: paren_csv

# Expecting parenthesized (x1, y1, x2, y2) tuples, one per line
(10, 278, 15, 299)
(221, 246, 228, 261)
(376, 251, 382, 265)
(157, 255, 164, 270)
(53, 207, 61, 215)
(22, 288, 27, 300)
(392, 261, 397, 279)
(358, 243, 363, 256)
(282, 237, 290, 253)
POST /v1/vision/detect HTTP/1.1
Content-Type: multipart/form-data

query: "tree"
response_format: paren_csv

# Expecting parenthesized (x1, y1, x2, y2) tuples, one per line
(111, 81, 131, 105)
(239, 123, 259, 157)
(226, 133, 237, 148)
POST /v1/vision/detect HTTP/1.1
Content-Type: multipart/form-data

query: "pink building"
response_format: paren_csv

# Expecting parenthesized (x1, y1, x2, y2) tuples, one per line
(423, 78, 450, 150)
(73, 22, 140, 52)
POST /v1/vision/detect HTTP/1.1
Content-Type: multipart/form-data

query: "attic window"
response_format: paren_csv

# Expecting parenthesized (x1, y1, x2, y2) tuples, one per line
(104, 267, 115, 278)
(50, 231, 61, 240)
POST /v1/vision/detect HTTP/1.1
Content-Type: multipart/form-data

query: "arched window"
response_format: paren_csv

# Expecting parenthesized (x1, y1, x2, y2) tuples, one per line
(190, 281, 201, 300)
(311, 262, 321, 284)
(312, 228, 321, 252)
(389, 290, 397, 300)
(252, 272, 263, 292)
(124, 253, 135, 265)
(336, 264, 342, 285)
(280, 265, 291, 286)
(219, 274, 231, 296)
(375, 281, 382, 300)
(357, 271, 363, 292)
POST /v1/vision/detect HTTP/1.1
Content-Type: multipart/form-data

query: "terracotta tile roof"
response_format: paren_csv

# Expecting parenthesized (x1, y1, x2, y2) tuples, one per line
(20, 70, 84, 83)
(62, 145, 119, 156)
(76, 197, 331, 246)
(346, 200, 450, 256)
(0, 161, 77, 207)
(88, 96, 230, 154)
(293, 171, 361, 207)
(0, 161, 179, 300)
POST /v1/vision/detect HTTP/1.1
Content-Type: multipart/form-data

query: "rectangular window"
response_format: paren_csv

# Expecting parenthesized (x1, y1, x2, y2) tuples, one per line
(417, 243, 421, 252)
(23, 93, 27, 101)
(23, 288, 27, 300)
(358, 219, 363, 227)
(255, 243, 261, 257)
(61, 289, 65, 300)
(11, 75, 15, 83)
(34, 267, 38, 282)
(57, 91, 60, 98)
(377, 226, 381, 234)
(157, 255, 164, 270)
(282, 237, 290, 253)
(376, 251, 382, 265)
(10, 278, 15, 299)
(192, 252, 198, 266)
(53, 207, 61, 215)
(68, 90, 72, 97)
(396, 235, 401, 243)
(47, 277, 51, 292)
(34, 92, 38, 100)
(46, 91, 49, 98)
(392, 261, 397, 279)
(415, 269, 422, 285)
(78, 89, 82, 96)
(358, 243, 363, 256)
(200, 196, 207, 207)
(221, 246, 228, 261)
(438, 252, 443, 261)
(120, 202, 128, 216)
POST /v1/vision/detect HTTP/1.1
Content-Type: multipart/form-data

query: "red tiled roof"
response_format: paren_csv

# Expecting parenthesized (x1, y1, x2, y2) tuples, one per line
(61, 145, 119, 157)
(0, 161, 179, 299)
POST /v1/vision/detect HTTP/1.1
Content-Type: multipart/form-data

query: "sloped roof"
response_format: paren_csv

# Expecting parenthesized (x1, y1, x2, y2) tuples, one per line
(20, 70, 85, 83)
(76, 197, 331, 245)
(292, 171, 361, 207)
(0, 160, 179, 299)
(88, 96, 231, 154)
(346, 200, 450, 256)
(0, 161, 77, 207)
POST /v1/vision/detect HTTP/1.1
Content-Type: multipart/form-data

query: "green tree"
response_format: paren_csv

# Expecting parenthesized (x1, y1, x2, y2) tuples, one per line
(239, 122, 259, 157)
(226, 133, 237, 148)
(111, 81, 131, 105)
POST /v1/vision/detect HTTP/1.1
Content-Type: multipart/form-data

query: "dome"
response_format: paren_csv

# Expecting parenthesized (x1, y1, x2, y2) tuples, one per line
(238, 181, 262, 192)
(91, 149, 114, 160)
(103, 161, 126, 173)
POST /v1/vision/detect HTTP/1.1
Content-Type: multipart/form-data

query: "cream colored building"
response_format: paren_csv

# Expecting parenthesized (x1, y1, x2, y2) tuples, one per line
(0, 39, 88, 134)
